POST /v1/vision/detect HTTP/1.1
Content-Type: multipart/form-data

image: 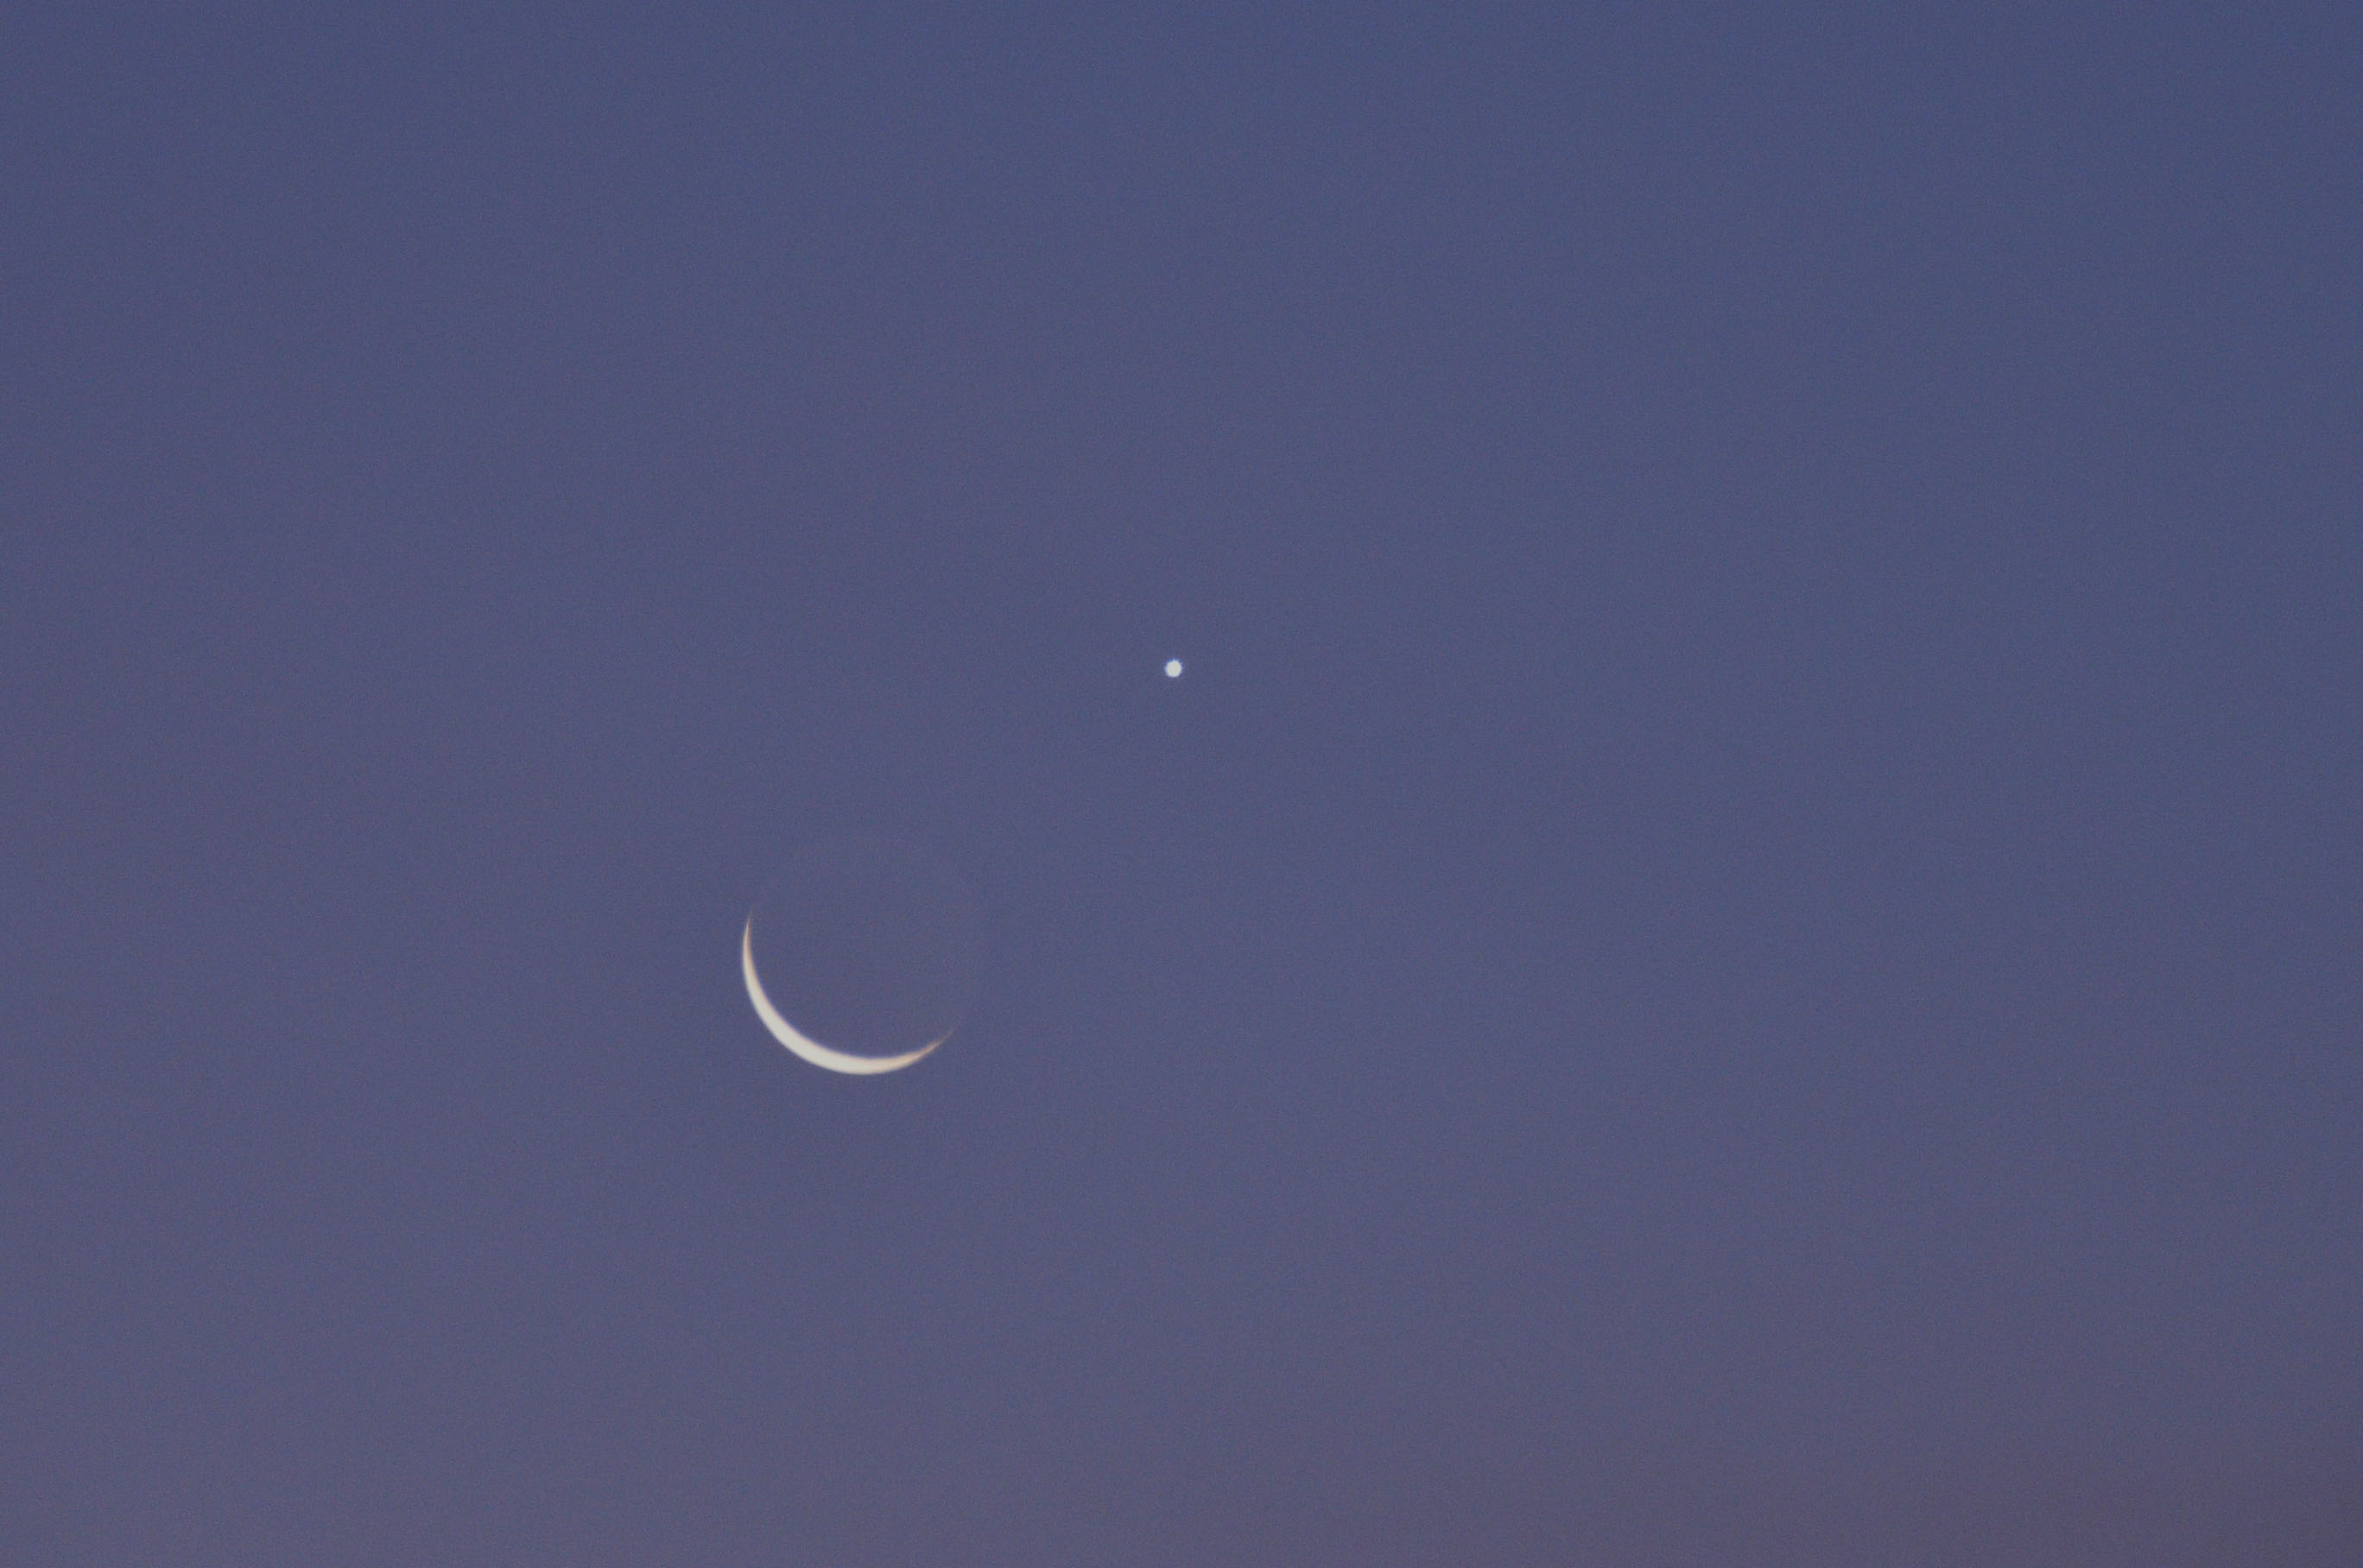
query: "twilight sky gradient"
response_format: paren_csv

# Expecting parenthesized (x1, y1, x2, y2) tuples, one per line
(4, 4, 2360, 1563)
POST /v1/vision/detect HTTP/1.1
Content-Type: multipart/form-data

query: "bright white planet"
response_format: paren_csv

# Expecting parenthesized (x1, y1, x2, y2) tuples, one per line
(1165, 658, 1184, 678)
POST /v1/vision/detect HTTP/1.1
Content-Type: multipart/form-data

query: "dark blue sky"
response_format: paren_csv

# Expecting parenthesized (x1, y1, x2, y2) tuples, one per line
(4, 4, 2359, 1561)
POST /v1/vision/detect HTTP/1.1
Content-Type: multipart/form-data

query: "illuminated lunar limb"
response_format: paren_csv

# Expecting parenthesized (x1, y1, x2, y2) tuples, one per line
(742, 920, 945, 1075)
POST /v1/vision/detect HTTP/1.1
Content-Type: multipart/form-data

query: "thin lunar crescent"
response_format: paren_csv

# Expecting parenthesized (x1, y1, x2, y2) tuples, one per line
(741, 920, 946, 1075)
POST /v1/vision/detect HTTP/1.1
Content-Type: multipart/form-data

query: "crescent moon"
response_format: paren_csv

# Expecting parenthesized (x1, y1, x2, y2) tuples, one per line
(741, 920, 947, 1075)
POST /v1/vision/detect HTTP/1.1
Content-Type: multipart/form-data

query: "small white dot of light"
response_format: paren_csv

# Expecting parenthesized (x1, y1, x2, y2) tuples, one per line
(1165, 659, 1184, 678)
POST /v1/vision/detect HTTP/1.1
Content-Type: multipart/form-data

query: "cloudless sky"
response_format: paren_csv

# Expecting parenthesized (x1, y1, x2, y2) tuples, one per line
(4, 4, 2359, 1562)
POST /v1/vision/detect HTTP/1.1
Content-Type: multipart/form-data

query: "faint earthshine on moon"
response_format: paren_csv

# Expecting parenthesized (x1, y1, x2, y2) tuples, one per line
(1165, 659, 1184, 678)
(741, 837, 980, 1077)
